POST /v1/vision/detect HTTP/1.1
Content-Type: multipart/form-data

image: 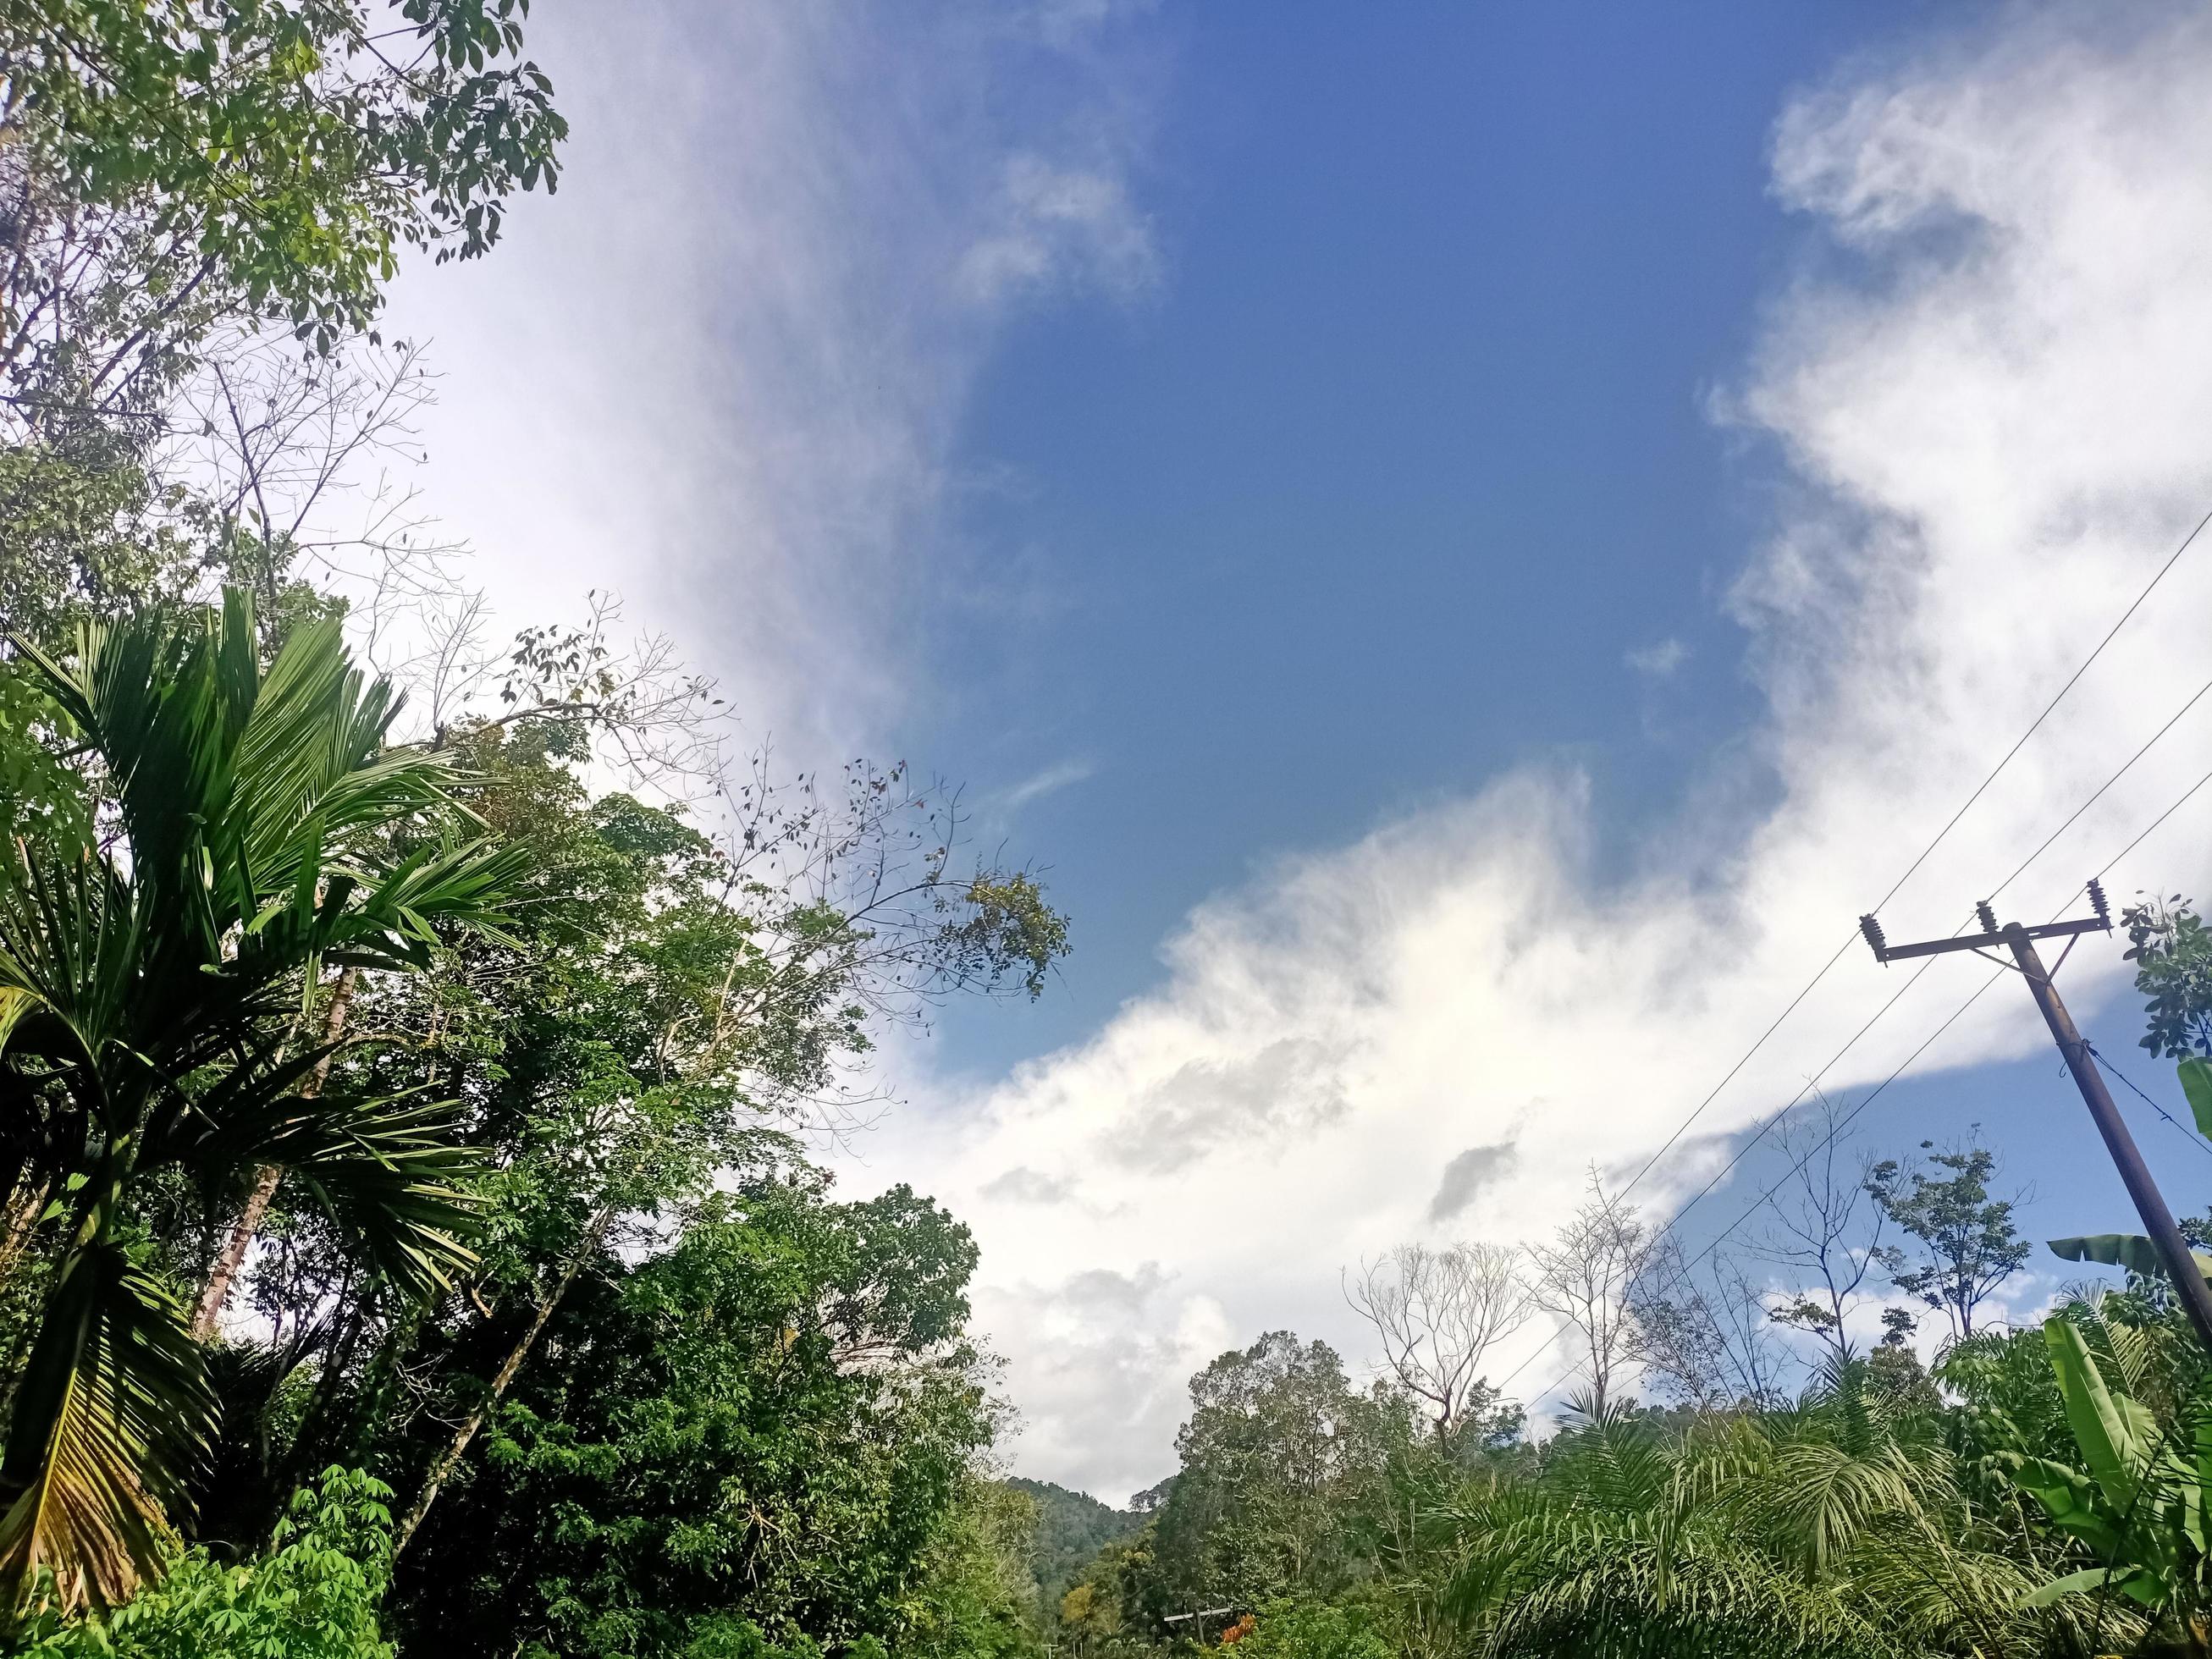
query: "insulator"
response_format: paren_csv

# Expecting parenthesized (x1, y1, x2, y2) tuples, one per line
(1859, 913, 1889, 963)
(2088, 876, 2111, 929)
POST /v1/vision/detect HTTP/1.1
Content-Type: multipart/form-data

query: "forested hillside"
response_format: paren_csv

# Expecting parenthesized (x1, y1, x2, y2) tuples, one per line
(1007, 1480, 1144, 1618)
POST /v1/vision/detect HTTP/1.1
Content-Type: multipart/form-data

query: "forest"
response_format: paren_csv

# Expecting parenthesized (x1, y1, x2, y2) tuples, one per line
(3, 3, 2212, 1658)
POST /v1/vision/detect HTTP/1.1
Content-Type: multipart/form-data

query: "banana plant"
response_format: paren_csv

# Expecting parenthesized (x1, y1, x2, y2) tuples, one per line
(2011, 1319, 2210, 1618)
(0, 591, 525, 1613)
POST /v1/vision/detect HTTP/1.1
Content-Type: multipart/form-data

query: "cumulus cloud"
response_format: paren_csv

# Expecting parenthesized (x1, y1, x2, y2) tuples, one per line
(854, 3, 2212, 1502)
(980, 1264, 1231, 1505)
(383, 0, 1161, 758)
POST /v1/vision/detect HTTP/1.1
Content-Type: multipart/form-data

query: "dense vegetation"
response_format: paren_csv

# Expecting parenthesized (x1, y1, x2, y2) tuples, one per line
(3, 3, 2212, 1657)
(1009, 1480, 1144, 1620)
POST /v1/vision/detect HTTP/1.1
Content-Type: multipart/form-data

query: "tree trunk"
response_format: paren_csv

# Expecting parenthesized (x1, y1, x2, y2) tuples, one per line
(0, 1176, 49, 1277)
(192, 969, 357, 1340)
(391, 1202, 616, 1558)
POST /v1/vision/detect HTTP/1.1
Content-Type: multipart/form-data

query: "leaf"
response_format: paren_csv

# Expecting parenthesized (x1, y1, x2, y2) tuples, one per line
(2180, 1056, 2212, 1139)
(2045, 1320, 2156, 1514)
(0, 1244, 215, 1612)
(2048, 1233, 2212, 1283)
(2022, 1563, 2158, 1607)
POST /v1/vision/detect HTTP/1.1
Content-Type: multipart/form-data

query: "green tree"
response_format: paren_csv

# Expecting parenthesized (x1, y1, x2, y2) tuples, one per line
(2126, 895, 2212, 1060)
(0, 591, 521, 1612)
(1230, 1598, 1393, 1659)
(1146, 1334, 1398, 1615)
(1866, 1137, 2030, 1342)
(0, 0, 566, 405)
(896, 1476, 1043, 1659)
(383, 1174, 1005, 1657)
(1006, 1478, 1139, 1618)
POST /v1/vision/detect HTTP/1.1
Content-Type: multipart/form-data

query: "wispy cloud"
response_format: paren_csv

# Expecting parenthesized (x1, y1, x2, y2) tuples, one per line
(863, 3, 2212, 1500)
(1001, 758, 1099, 812)
(1626, 637, 1690, 678)
(386, 0, 1164, 760)
(959, 157, 1158, 306)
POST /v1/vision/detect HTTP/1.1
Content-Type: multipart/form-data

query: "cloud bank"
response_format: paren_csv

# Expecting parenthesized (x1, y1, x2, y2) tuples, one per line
(860, 5, 2212, 1502)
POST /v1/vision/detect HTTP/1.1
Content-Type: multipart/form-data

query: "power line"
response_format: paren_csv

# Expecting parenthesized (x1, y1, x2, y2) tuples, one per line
(1984, 671, 2212, 907)
(2088, 1040, 2212, 1160)
(1613, 504, 2212, 1204)
(1509, 757, 2212, 1415)
(1500, 956, 2006, 1412)
(1653, 657, 2212, 1243)
(1701, 754, 2212, 1274)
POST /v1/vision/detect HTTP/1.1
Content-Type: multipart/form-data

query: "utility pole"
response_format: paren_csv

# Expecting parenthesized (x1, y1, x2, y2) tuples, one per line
(1859, 879, 2212, 1350)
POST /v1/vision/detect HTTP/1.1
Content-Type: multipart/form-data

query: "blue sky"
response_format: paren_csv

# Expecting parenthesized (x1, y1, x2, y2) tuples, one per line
(913, 2, 1937, 1063)
(390, 1, 2212, 1498)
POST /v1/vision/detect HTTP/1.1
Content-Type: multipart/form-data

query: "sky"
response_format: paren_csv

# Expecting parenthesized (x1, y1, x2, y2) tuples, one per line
(385, 0, 2212, 1503)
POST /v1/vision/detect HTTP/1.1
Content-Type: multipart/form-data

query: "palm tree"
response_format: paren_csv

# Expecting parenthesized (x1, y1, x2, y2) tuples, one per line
(1441, 1365, 2126, 1656)
(0, 590, 523, 1612)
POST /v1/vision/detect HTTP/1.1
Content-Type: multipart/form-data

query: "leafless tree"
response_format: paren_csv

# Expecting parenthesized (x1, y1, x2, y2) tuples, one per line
(1526, 1171, 1648, 1418)
(1628, 1237, 1787, 1410)
(1345, 1241, 1531, 1442)
(1756, 1088, 1887, 1370)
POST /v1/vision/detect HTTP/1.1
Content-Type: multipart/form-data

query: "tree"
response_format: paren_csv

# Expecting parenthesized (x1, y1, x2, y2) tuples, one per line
(896, 1477, 1042, 1659)
(1525, 1173, 1647, 1417)
(10, 1467, 401, 1659)
(1757, 1091, 1889, 1371)
(1866, 1136, 2030, 1342)
(1006, 1479, 1139, 1620)
(0, 591, 521, 1612)
(2124, 894, 2212, 1060)
(1626, 1239, 1785, 1410)
(1146, 1333, 1396, 1613)
(1344, 1242, 1531, 1445)
(383, 1174, 1004, 1658)
(0, 0, 566, 418)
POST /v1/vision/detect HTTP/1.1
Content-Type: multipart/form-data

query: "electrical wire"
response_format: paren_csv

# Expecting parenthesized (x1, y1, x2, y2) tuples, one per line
(1502, 754, 2212, 1414)
(2087, 1040, 2212, 1160)
(1613, 506, 2212, 1204)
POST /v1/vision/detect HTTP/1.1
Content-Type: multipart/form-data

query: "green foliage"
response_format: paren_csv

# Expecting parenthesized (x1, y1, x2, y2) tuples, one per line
(0, 591, 521, 1612)
(2126, 895, 2212, 1060)
(385, 1175, 1001, 1657)
(1150, 1334, 1398, 1612)
(1007, 1478, 1141, 1618)
(0, 0, 566, 371)
(1865, 1138, 2029, 1339)
(896, 1476, 1042, 1659)
(11, 1467, 397, 1657)
(1228, 1598, 1393, 1659)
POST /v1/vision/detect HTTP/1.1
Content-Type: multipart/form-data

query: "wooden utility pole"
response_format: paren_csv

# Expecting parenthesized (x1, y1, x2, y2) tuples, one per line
(1859, 879, 2212, 1350)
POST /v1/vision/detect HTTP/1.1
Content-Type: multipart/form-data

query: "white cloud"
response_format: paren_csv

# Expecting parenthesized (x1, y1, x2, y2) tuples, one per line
(380, 0, 1161, 760)
(1626, 637, 1690, 678)
(958, 156, 1158, 306)
(852, 3, 2212, 1501)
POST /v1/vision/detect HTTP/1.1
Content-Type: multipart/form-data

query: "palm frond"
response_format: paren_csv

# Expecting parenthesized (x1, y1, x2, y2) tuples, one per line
(0, 1244, 215, 1613)
(156, 1075, 482, 1299)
